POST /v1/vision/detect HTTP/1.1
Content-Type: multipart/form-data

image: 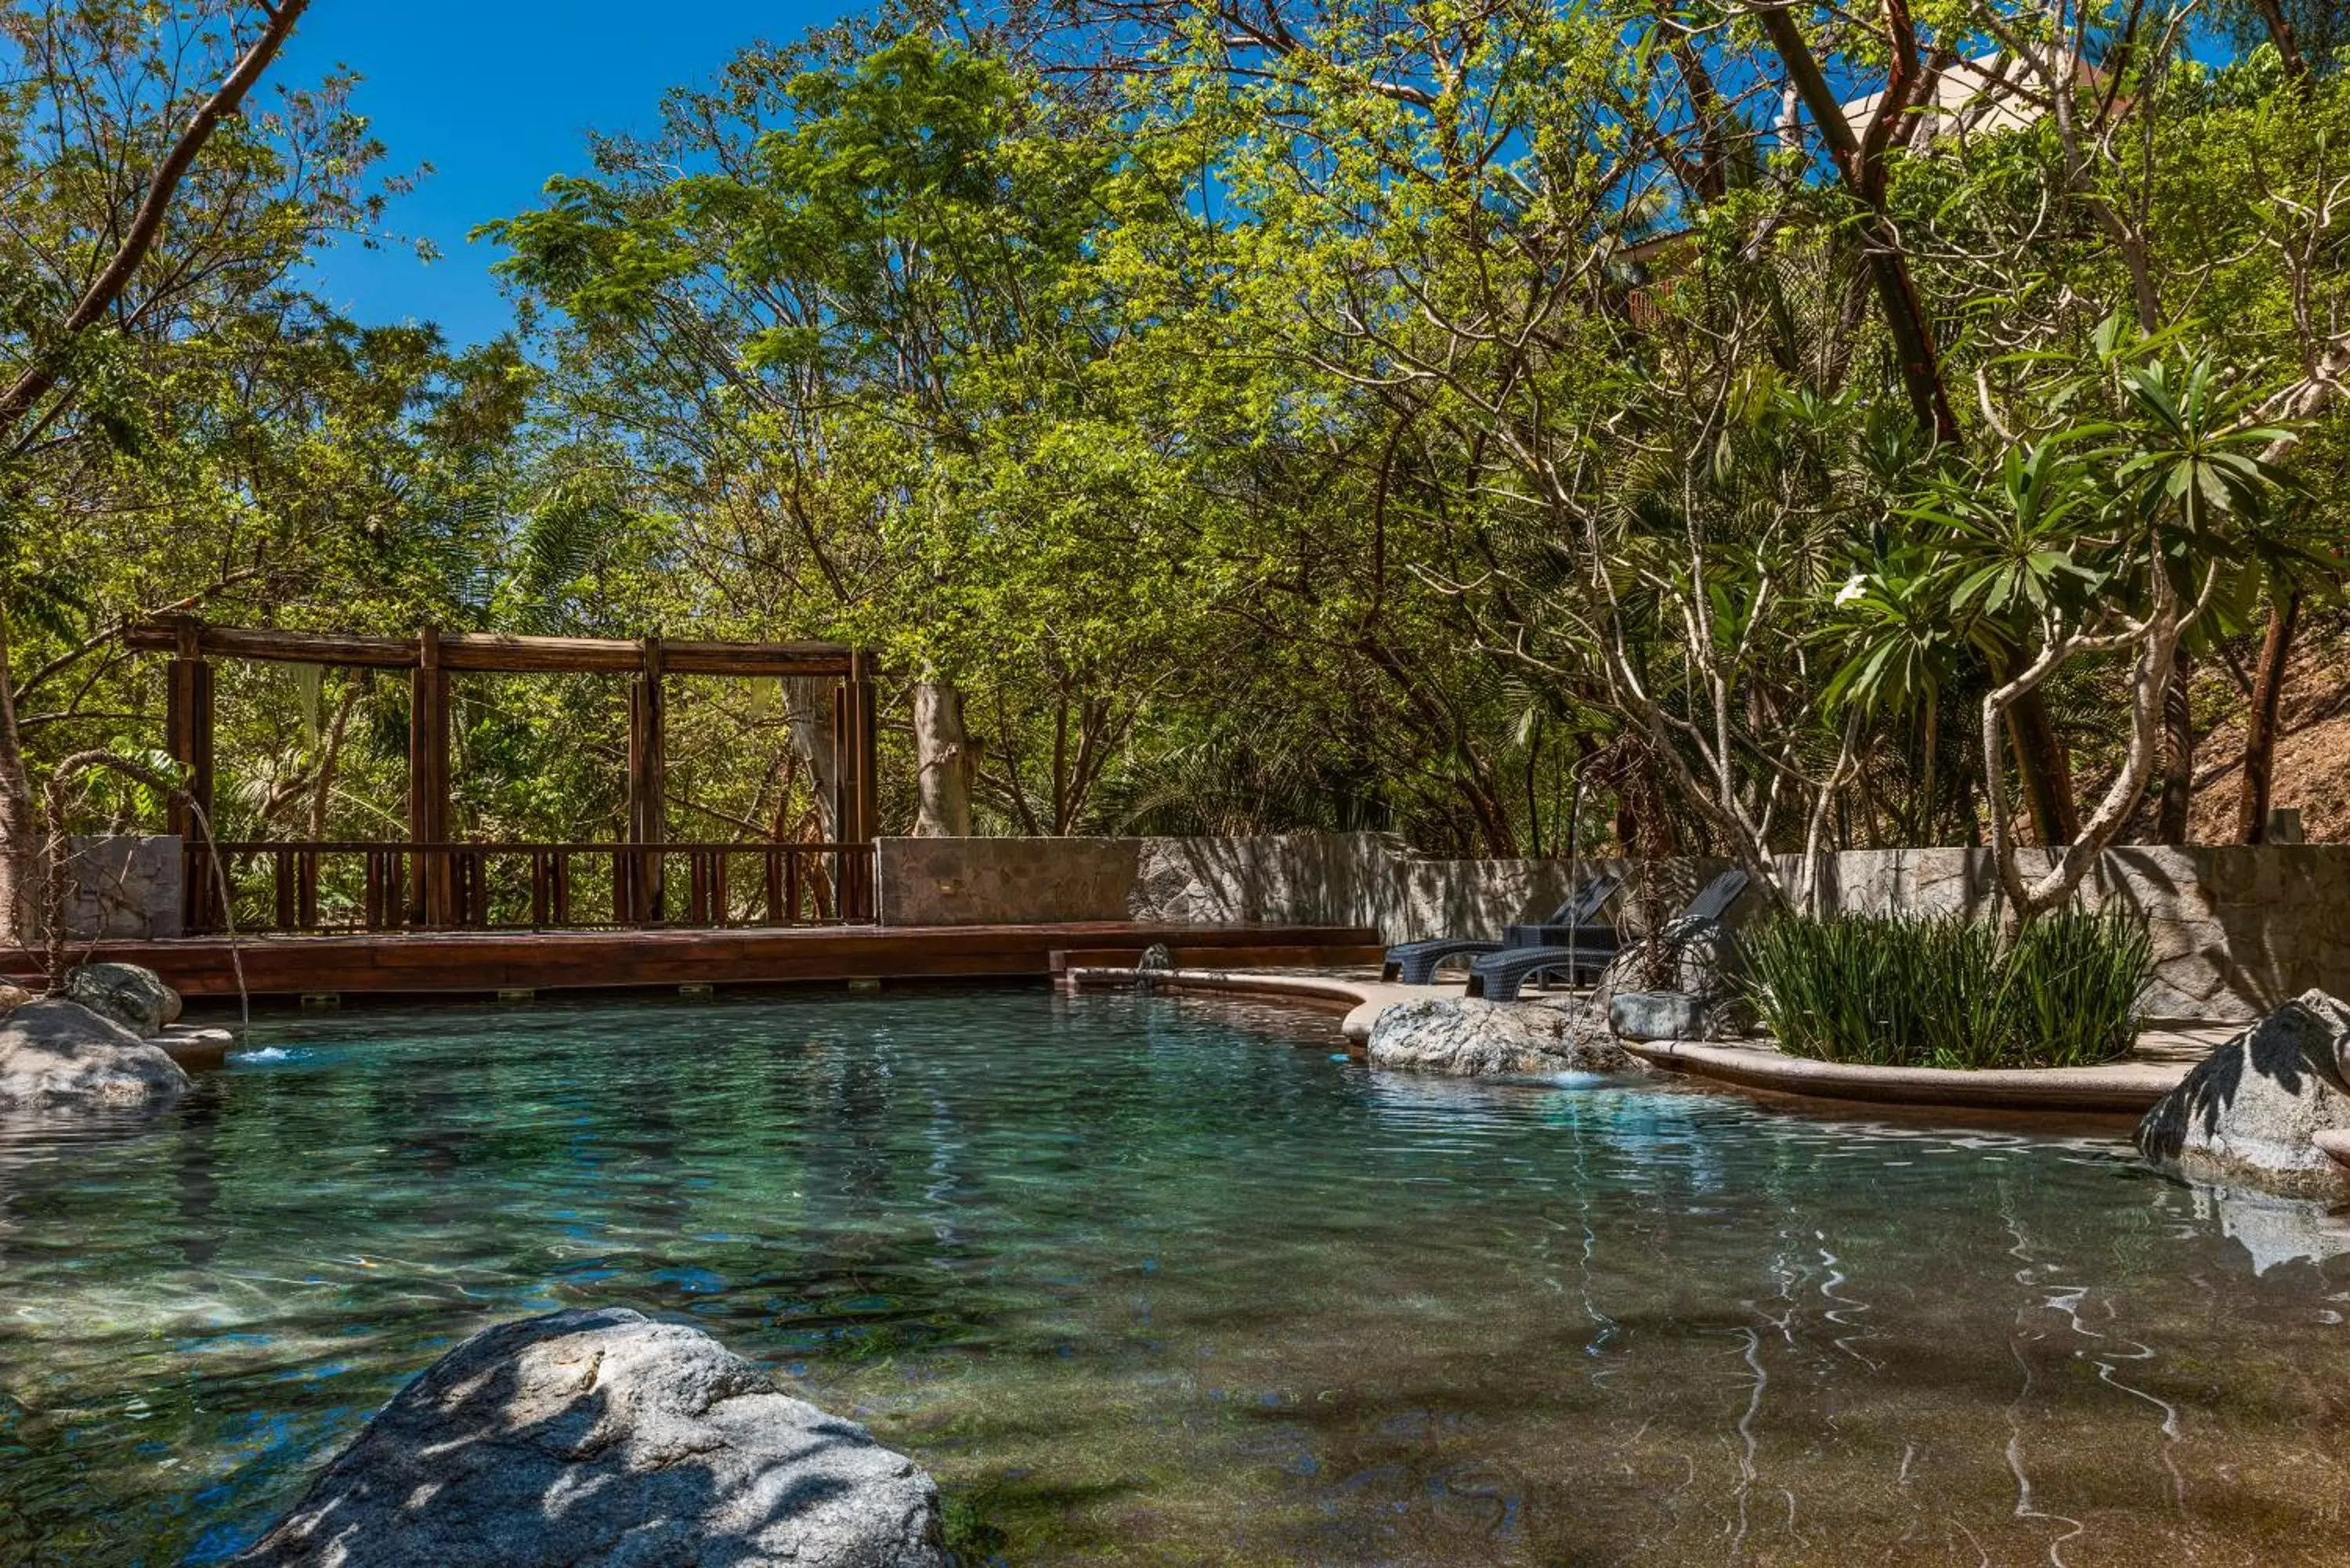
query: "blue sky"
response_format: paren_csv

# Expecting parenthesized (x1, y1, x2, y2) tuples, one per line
(283, 2, 854, 347)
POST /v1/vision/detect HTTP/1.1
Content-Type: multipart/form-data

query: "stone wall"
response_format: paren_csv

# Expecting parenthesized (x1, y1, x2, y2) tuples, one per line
(1807, 845, 2350, 1023)
(30, 836, 185, 941)
(876, 833, 2350, 1023)
(1130, 835, 1390, 927)
(875, 836, 1145, 925)
(1122, 836, 1752, 941)
(877, 835, 1737, 936)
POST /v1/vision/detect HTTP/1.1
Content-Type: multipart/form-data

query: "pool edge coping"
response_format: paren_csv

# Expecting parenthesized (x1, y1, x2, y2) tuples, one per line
(1065, 967, 2189, 1115)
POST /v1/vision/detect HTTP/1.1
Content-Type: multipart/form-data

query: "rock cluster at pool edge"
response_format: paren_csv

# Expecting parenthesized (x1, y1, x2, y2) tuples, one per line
(0, 998, 189, 1110)
(1368, 995, 1637, 1076)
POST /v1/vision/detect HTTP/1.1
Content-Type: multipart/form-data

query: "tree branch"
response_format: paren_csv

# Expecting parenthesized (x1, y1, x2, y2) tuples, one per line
(0, 0, 312, 439)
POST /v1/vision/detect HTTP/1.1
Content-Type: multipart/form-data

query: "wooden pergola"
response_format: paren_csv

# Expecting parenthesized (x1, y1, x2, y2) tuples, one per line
(125, 617, 880, 931)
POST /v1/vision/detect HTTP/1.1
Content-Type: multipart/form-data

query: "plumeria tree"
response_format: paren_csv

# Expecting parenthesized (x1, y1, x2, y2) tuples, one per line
(1836, 327, 2303, 922)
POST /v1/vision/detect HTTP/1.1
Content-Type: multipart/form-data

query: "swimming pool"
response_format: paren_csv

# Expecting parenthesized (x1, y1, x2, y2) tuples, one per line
(2, 988, 2345, 1564)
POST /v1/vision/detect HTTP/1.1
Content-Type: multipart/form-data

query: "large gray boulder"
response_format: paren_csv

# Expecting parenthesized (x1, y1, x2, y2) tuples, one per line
(62, 961, 179, 1035)
(2137, 991, 2350, 1198)
(234, 1307, 945, 1568)
(1368, 996, 1638, 1077)
(0, 999, 189, 1109)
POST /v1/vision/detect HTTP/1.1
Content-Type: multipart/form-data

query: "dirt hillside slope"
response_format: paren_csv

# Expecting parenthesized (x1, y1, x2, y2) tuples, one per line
(2188, 623, 2350, 844)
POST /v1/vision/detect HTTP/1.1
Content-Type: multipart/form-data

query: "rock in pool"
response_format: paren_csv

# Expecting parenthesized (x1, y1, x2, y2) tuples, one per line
(233, 1306, 945, 1568)
(2137, 990, 2350, 1199)
(62, 960, 181, 1035)
(1368, 995, 1637, 1077)
(0, 980, 30, 1016)
(0, 998, 190, 1110)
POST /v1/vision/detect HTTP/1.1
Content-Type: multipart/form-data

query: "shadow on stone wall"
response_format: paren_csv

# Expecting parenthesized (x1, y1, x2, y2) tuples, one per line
(1788, 845, 2350, 1021)
(877, 834, 2350, 1023)
(27, 835, 183, 941)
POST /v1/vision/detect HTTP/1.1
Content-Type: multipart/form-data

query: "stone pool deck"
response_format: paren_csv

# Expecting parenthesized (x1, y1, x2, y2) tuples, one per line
(1065, 966, 2232, 1115)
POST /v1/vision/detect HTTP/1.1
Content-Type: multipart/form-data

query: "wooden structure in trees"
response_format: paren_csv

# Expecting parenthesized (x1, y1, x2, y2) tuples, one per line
(124, 618, 881, 932)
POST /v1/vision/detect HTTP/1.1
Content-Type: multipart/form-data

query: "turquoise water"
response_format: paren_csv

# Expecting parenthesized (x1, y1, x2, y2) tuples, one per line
(3, 989, 2349, 1566)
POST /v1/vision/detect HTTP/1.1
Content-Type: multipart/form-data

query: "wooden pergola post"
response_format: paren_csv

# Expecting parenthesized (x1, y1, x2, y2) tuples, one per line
(164, 616, 215, 930)
(833, 651, 878, 919)
(626, 634, 667, 923)
(833, 651, 878, 845)
(409, 626, 452, 925)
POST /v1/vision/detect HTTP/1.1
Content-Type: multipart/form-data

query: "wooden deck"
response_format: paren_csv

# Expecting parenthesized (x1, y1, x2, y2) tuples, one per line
(2, 923, 1385, 1001)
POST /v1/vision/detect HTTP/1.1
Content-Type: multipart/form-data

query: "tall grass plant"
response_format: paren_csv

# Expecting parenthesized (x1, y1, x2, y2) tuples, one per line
(1741, 909, 2154, 1069)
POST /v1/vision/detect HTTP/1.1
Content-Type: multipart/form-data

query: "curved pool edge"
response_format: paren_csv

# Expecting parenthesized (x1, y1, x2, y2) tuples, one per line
(1065, 966, 1436, 1046)
(1619, 1038, 2182, 1114)
(1066, 967, 2189, 1115)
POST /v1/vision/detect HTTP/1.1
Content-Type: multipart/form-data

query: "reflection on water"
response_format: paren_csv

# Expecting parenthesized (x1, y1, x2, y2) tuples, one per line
(1, 988, 2347, 1566)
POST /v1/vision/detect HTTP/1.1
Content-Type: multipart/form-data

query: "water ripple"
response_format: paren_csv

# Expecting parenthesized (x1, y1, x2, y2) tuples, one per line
(0, 988, 2339, 1566)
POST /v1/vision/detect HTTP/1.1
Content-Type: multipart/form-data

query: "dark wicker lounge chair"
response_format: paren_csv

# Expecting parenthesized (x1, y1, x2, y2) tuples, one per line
(1464, 867, 1750, 1003)
(1380, 873, 1621, 985)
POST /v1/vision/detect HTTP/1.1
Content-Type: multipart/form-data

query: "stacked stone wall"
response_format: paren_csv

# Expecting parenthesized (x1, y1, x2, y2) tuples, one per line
(876, 834, 2350, 1022)
(28, 836, 183, 941)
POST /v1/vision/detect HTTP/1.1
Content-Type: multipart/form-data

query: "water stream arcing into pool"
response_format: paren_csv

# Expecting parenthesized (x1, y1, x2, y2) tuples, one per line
(2, 988, 2347, 1565)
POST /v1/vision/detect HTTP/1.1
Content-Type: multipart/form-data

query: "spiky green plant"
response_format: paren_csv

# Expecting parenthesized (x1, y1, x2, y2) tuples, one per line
(1998, 909, 2158, 1068)
(1741, 909, 2152, 1069)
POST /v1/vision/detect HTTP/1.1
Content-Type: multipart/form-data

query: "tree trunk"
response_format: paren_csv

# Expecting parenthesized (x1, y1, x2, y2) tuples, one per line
(0, 611, 34, 945)
(1354, 634, 1517, 854)
(2154, 647, 2194, 844)
(1859, 246, 1961, 443)
(913, 680, 975, 837)
(779, 676, 840, 840)
(2004, 689, 2079, 846)
(309, 677, 363, 840)
(2252, 0, 2314, 89)
(1749, 0, 1962, 444)
(1914, 689, 1939, 845)
(1605, 737, 1679, 858)
(2236, 592, 2298, 844)
(1982, 568, 2191, 927)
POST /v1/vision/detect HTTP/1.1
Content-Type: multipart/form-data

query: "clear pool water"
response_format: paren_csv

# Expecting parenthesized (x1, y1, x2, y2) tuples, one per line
(4, 989, 2349, 1566)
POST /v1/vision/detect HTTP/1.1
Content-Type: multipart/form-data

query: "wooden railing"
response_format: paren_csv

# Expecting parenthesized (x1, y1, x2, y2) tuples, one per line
(185, 841, 876, 934)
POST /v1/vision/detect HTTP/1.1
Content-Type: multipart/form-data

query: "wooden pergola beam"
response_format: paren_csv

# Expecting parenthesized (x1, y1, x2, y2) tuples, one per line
(125, 620, 858, 678)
